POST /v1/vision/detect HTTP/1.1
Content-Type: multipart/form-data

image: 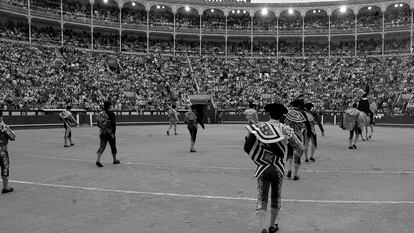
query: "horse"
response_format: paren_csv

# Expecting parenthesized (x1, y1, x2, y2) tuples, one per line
(358, 111, 373, 141)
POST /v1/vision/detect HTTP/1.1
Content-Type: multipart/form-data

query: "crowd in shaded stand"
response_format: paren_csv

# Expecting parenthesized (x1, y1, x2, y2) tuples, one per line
(121, 7, 146, 25)
(330, 13, 355, 31)
(304, 15, 329, 32)
(149, 10, 174, 28)
(0, 20, 28, 41)
(2, 0, 414, 33)
(1, 41, 413, 115)
(176, 12, 199, 29)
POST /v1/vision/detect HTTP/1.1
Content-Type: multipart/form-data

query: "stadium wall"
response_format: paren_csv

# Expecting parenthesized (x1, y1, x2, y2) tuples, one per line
(2, 110, 413, 129)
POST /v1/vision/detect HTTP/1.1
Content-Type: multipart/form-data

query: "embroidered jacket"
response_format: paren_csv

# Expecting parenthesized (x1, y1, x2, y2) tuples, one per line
(304, 110, 324, 136)
(0, 121, 16, 148)
(244, 120, 304, 178)
(343, 108, 361, 131)
(283, 107, 309, 143)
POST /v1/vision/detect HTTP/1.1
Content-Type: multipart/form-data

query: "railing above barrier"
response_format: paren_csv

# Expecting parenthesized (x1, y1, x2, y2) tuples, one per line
(2, 109, 413, 128)
(0, 109, 411, 117)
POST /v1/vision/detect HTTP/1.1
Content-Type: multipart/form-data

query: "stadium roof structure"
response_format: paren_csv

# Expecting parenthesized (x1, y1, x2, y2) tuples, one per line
(118, 0, 414, 15)
(120, 0, 413, 7)
(251, 0, 355, 2)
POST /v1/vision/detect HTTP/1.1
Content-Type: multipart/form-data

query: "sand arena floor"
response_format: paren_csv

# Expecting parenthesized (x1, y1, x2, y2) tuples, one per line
(0, 124, 413, 233)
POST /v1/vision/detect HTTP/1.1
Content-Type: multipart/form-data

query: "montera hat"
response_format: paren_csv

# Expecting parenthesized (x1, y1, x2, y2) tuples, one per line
(264, 103, 288, 119)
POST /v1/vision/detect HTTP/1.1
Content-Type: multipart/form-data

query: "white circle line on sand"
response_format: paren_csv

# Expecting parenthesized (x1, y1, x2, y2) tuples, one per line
(20, 154, 414, 175)
(19, 154, 414, 174)
(10, 179, 414, 205)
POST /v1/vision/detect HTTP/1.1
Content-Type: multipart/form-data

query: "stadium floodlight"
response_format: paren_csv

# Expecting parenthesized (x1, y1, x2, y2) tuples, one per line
(261, 8, 268, 16)
(185, 6, 190, 12)
(368, 6, 372, 10)
(288, 8, 294, 15)
(340, 6, 346, 13)
(131, 2, 135, 6)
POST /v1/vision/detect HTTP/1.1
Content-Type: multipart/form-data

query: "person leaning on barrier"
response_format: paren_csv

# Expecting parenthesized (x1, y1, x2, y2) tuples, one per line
(244, 103, 304, 233)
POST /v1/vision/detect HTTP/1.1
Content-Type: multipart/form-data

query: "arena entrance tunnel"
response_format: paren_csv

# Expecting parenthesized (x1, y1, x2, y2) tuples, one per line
(189, 95, 216, 124)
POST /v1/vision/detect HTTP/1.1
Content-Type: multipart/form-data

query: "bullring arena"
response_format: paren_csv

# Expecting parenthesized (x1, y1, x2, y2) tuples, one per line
(1, 0, 414, 232)
(2, 124, 414, 233)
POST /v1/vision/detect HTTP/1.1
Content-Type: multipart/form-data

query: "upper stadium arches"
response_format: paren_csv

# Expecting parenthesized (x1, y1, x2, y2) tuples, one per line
(116, 0, 414, 16)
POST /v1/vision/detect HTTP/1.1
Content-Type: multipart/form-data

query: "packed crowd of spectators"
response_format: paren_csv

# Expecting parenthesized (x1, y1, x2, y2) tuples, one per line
(227, 13, 251, 31)
(331, 12, 355, 32)
(331, 40, 355, 56)
(253, 15, 277, 32)
(227, 40, 250, 56)
(189, 56, 414, 115)
(384, 6, 411, 28)
(201, 13, 226, 32)
(176, 38, 199, 54)
(0, 41, 197, 111)
(2, 0, 414, 35)
(384, 38, 410, 54)
(121, 6, 147, 26)
(63, 29, 91, 48)
(149, 37, 173, 53)
(1, 19, 412, 55)
(1, 41, 413, 115)
(304, 13, 329, 32)
(278, 14, 302, 32)
(0, 19, 28, 41)
(149, 9, 174, 29)
(176, 11, 199, 30)
(357, 39, 382, 55)
(357, 10, 383, 32)
(304, 40, 328, 55)
(278, 39, 302, 55)
(253, 40, 277, 56)
(201, 40, 225, 55)
(30, 24, 61, 45)
(121, 33, 146, 52)
(93, 31, 119, 51)
(29, 0, 60, 16)
(1, 1, 414, 114)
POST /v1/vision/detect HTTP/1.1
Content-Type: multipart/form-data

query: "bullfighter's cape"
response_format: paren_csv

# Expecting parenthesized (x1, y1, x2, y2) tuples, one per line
(245, 122, 287, 178)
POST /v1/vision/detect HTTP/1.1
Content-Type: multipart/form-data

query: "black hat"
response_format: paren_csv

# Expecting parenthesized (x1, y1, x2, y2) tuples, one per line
(103, 101, 112, 110)
(264, 103, 288, 120)
(290, 99, 303, 107)
(304, 102, 314, 110)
